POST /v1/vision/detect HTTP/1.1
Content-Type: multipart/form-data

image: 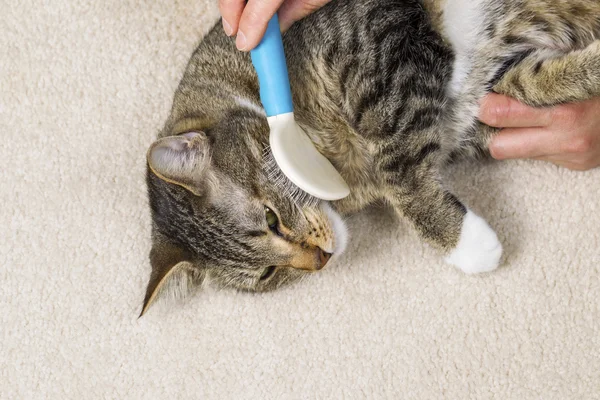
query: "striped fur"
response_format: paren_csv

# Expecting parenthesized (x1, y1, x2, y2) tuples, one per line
(141, 0, 600, 313)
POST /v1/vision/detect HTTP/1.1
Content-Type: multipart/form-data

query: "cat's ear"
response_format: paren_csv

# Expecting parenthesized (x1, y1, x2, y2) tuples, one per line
(147, 132, 211, 196)
(139, 240, 205, 317)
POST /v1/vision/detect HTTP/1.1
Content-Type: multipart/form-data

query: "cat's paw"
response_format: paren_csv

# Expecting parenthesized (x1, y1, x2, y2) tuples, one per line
(445, 210, 502, 274)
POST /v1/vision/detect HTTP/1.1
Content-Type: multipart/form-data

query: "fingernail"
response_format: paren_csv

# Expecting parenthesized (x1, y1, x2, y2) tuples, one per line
(222, 18, 233, 36)
(236, 31, 247, 51)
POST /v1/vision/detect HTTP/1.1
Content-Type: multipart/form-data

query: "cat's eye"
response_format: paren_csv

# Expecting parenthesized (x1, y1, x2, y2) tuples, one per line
(264, 206, 279, 231)
(260, 266, 276, 281)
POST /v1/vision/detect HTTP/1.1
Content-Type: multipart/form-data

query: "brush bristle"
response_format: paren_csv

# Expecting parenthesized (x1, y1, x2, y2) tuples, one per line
(263, 147, 320, 207)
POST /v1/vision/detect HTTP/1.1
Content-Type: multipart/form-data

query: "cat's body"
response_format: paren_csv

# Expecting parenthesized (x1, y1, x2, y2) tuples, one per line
(141, 0, 600, 314)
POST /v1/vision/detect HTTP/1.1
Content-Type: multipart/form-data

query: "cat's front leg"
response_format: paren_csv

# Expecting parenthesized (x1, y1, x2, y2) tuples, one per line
(444, 210, 503, 274)
(494, 41, 600, 107)
(385, 165, 502, 273)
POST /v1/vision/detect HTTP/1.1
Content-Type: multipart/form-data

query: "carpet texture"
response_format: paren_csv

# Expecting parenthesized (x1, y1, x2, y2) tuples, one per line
(2, 0, 599, 398)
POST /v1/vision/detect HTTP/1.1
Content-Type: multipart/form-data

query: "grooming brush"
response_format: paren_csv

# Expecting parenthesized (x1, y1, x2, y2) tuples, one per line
(250, 13, 350, 202)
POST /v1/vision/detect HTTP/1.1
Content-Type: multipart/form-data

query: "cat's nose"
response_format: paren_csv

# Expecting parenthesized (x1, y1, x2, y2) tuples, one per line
(316, 249, 332, 270)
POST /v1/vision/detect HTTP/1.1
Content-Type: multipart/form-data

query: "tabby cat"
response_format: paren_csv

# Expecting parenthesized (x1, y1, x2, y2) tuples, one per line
(140, 0, 600, 315)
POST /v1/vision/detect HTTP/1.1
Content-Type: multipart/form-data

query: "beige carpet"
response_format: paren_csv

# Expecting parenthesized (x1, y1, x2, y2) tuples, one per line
(2, 0, 599, 398)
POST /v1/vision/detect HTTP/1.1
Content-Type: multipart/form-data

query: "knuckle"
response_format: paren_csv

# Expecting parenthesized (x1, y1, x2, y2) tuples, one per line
(567, 161, 590, 171)
(243, 8, 268, 28)
(243, 0, 277, 26)
(549, 106, 567, 125)
(486, 98, 509, 127)
(571, 104, 588, 122)
(245, 8, 260, 22)
(304, 0, 329, 12)
(493, 104, 507, 126)
(552, 104, 583, 126)
(219, 0, 238, 8)
(565, 134, 594, 154)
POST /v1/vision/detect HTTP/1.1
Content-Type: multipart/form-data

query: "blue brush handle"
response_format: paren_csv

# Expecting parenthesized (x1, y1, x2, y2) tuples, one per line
(250, 14, 294, 117)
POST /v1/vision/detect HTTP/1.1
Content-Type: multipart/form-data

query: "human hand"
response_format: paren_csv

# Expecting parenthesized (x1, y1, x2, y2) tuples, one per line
(219, 0, 331, 51)
(479, 93, 600, 171)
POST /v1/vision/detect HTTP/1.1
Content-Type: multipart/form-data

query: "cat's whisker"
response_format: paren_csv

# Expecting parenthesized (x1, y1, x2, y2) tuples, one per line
(262, 146, 321, 208)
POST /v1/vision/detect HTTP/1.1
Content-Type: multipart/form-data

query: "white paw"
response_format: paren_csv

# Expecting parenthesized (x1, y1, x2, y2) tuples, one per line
(445, 210, 503, 274)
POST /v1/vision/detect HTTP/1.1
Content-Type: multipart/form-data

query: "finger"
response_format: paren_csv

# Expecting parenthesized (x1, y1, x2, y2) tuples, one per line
(237, 0, 286, 51)
(278, 0, 332, 32)
(531, 156, 589, 171)
(530, 154, 565, 164)
(489, 128, 561, 160)
(479, 93, 554, 128)
(219, 0, 246, 36)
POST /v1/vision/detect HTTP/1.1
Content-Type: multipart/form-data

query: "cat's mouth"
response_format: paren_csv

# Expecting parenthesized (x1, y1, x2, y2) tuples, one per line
(259, 202, 348, 280)
(258, 232, 340, 284)
(286, 245, 334, 272)
(292, 204, 347, 272)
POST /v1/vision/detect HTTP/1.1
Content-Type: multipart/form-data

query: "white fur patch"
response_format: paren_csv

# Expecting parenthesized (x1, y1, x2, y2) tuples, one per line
(443, 0, 486, 52)
(443, 0, 486, 95)
(322, 203, 349, 255)
(448, 55, 471, 95)
(445, 210, 502, 274)
(234, 95, 266, 116)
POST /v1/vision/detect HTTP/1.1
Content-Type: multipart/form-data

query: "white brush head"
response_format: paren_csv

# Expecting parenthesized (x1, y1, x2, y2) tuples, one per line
(267, 113, 350, 201)
(263, 149, 320, 207)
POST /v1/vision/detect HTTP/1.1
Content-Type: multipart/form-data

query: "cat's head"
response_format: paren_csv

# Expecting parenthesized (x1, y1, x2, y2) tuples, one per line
(141, 114, 347, 316)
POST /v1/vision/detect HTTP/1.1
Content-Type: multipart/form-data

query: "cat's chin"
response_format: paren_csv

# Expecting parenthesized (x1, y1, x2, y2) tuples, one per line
(321, 202, 349, 256)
